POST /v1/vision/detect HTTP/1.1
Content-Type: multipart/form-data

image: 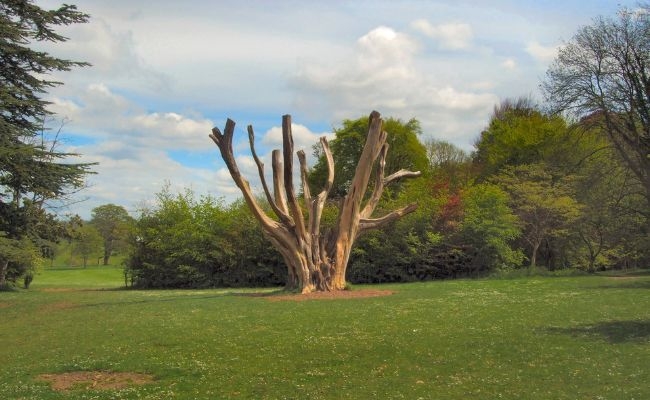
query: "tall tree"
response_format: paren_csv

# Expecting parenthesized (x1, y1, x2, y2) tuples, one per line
(473, 98, 571, 179)
(0, 1, 92, 286)
(90, 204, 131, 266)
(309, 116, 428, 199)
(210, 111, 421, 293)
(543, 6, 650, 212)
(459, 183, 523, 270)
(493, 164, 582, 268)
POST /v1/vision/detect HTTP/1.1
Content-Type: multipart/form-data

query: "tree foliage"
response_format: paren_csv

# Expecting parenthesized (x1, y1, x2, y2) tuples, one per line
(543, 6, 650, 210)
(90, 204, 131, 265)
(473, 98, 571, 178)
(0, 0, 92, 286)
(71, 224, 102, 268)
(492, 163, 582, 267)
(309, 116, 428, 199)
(125, 188, 285, 288)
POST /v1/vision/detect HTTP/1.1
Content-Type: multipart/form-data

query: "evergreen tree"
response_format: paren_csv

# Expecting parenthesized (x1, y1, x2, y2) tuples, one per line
(0, 0, 92, 286)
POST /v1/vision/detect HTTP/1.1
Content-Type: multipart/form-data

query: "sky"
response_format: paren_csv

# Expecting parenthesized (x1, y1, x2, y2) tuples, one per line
(33, 0, 636, 219)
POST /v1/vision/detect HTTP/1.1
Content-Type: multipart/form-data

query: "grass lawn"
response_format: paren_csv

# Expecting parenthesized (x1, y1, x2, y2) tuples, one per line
(1, 267, 649, 399)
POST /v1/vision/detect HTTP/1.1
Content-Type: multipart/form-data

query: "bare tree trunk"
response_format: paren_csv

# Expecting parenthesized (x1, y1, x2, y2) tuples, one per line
(530, 241, 540, 268)
(0, 259, 8, 287)
(210, 111, 421, 293)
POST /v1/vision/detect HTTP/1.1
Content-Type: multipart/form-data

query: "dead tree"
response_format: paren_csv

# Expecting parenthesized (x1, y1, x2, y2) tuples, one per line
(210, 111, 421, 293)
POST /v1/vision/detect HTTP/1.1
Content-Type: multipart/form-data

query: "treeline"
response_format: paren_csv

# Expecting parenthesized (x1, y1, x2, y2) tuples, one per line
(123, 98, 649, 288)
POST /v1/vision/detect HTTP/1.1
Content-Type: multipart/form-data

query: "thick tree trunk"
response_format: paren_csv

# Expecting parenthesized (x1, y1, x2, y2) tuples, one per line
(210, 111, 420, 292)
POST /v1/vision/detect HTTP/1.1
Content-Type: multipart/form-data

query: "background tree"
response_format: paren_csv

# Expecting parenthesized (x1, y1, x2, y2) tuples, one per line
(0, 0, 92, 286)
(424, 139, 472, 187)
(473, 98, 572, 179)
(493, 163, 582, 268)
(569, 122, 650, 270)
(458, 183, 524, 271)
(90, 204, 132, 265)
(71, 224, 102, 268)
(543, 6, 650, 214)
(125, 188, 286, 288)
(309, 116, 428, 199)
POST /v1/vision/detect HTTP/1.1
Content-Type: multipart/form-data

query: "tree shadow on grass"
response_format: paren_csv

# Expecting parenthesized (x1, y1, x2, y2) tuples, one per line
(545, 320, 650, 344)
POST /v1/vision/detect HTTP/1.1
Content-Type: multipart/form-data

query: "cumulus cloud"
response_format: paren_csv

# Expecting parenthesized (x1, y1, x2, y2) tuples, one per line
(262, 123, 333, 152)
(65, 140, 236, 218)
(49, 83, 213, 151)
(39, 17, 170, 96)
(291, 25, 497, 144)
(411, 19, 474, 50)
(525, 41, 559, 63)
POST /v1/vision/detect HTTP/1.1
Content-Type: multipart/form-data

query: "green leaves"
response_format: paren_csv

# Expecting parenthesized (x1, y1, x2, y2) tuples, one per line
(309, 115, 428, 199)
(126, 188, 286, 288)
(0, 1, 92, 284)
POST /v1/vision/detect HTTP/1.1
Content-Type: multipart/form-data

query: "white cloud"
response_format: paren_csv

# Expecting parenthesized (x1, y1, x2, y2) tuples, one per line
(525, 41, 559, 63)
(411, 19, 474, 50)
(291, 25, 497, 144)
(49, 83, 213, 151)
(262, 123, 333, 152)
(64, 141, 236, 218)
(502, 58, 517, 70)
(39, 17, 170, 95)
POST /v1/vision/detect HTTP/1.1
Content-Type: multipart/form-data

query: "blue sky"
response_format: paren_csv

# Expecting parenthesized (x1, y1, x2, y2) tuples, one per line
(35, 0, 636, 219)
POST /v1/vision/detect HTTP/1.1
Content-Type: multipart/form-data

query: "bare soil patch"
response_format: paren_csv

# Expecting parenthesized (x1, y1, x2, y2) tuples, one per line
(267, 289, 395, 301)
(37, 371, 154, 392)
(38, 301, 77, 312)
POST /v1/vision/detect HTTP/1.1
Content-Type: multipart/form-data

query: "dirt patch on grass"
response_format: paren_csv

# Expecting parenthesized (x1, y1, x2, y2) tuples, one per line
(0, 302, 13, 309)
(39, 301, 77, 312)
(268, 289, 395, 301)
(40, 288, 80, 292)
(37, 371, 154, 391)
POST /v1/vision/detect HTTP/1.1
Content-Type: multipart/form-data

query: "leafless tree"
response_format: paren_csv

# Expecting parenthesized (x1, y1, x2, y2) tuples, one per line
(210, 111, 421, 293)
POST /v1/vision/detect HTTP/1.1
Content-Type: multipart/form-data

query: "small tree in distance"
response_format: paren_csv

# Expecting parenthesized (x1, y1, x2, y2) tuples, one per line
(90, 204, 131, 265)
(72, 224, 102, 268)
(211, 111, 421, 293)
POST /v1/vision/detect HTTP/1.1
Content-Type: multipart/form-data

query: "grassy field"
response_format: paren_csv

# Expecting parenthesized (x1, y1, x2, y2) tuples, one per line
(1, 267, 649, 399)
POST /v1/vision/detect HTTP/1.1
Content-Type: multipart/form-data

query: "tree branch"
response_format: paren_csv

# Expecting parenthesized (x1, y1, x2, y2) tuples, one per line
(308, 137, 335, 239)
(282, 115, 307, 239)
(297, 150, 311, 205)
(358, 203, 418, 233)
(210, 120, 282, 233)
(384, 169, 422, 185)
(271, 150, 291, 218)
(247, 125, 293, 226)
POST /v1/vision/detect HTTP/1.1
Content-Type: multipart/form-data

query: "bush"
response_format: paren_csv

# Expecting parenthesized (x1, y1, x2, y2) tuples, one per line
(125, 190, 285, 289)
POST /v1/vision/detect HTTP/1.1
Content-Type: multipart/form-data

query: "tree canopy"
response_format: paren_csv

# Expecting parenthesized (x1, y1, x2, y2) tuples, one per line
(309, 116, 428, 199)
(543, 6, 650, 211)
(0, 0, 92, 286)
(90, 204, 132, 266)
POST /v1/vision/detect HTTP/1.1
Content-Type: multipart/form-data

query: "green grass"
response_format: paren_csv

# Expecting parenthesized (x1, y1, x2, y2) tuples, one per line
(1, 269, 649, 399)
(33, 265, 126, 289)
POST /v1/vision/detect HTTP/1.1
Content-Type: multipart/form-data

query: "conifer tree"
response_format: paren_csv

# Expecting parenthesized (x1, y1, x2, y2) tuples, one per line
(0, 0, 92, 286)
